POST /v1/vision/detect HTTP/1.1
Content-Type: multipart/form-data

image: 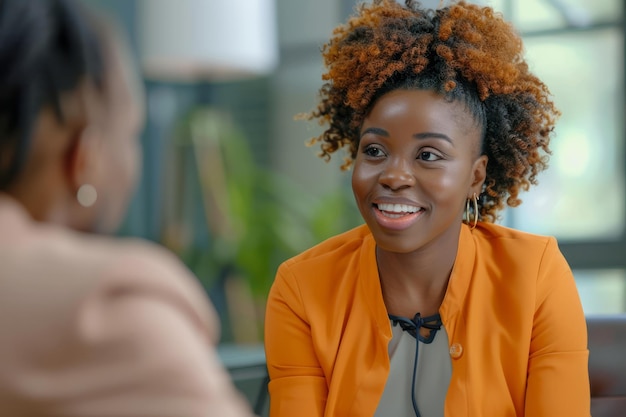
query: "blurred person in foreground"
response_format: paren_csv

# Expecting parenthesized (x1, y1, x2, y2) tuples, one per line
(0, 0, 254, 416)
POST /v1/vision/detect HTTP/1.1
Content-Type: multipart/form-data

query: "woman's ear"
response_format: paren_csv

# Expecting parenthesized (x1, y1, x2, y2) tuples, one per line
(470, 154, 488, 196)
(65, 125, 102, 196)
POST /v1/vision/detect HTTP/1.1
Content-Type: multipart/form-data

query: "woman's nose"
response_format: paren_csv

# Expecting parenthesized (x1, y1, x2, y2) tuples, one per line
(378, 159, 416, 190)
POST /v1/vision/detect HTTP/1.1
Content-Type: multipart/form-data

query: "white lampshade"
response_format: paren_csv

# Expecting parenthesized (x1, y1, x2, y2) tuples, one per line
(138, 0, 278, 81)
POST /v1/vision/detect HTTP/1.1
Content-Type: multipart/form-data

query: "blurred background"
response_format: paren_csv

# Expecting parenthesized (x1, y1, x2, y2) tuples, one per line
(82, 0, 625, 346)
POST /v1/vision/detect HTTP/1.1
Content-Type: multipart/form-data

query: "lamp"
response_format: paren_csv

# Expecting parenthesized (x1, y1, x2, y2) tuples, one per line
(138, 0, 278, 81)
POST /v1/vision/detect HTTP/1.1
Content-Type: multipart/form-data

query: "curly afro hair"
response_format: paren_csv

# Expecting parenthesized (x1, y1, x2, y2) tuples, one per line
(304, 0, 559, 222)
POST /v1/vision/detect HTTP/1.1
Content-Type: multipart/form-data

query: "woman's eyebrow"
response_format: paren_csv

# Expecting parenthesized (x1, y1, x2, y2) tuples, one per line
(360, 127, 389, 138)
(361, 128, 453, 144)
(413, 132, 453, 144)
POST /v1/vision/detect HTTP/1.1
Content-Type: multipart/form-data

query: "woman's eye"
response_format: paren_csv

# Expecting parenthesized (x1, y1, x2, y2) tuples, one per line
(363, 145, 384, 157)
(418, 151, 441, 161)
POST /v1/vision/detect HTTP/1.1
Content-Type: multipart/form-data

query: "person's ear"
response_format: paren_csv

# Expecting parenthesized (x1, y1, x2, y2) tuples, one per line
(65, 125, 102, 206)
(469, 154, 488, 197)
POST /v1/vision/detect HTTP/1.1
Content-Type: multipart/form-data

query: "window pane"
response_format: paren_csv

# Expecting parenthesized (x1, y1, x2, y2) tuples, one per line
(558, 0, 623, 24)
(574, 269, 626, 314)
(507, 29, 625, 241)
(488, 0, 623, 32)
(514, 0, 568, 32)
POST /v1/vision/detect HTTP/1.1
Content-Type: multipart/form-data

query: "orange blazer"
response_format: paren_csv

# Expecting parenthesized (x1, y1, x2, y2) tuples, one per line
(265, 223, 590, 416)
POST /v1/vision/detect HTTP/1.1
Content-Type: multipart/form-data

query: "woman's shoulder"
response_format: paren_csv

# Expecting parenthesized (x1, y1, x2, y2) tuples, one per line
(0, 213, 216, 338)
(474, 221, 555, 249)
(272, 224, 373, 292)
(73, 234, 215, 324)
(469, 222, 567, 273)
(24, 224, 195, 290)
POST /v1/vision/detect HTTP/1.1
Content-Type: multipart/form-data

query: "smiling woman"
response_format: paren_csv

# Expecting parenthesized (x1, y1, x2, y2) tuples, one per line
(264, 1, 590, 417)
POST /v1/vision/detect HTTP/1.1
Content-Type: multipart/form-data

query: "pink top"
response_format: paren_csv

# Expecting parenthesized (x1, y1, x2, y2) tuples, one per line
(0, 194, 254, 417)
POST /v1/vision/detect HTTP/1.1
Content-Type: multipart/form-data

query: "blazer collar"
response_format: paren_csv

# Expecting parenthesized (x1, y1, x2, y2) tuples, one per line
(440, 223, 477, 324)
(358, 230, 393, 341)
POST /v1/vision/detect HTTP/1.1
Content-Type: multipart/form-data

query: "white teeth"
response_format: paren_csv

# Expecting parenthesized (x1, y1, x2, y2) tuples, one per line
(377, 203, 420, 213)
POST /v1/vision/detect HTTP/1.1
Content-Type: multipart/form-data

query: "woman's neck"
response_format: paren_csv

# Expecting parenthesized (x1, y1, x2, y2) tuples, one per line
(376, 231, 460, 318)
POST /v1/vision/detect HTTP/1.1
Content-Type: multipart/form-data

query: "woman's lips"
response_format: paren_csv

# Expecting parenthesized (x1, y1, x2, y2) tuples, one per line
(373, 203, 424, 230)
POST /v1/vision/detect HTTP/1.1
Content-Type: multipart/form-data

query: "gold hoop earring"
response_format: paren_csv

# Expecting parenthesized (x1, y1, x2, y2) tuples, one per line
(464, 192, 479, 230)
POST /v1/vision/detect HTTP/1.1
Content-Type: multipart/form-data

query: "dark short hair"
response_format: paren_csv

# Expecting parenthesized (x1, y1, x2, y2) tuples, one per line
(0, 0, 104, 189)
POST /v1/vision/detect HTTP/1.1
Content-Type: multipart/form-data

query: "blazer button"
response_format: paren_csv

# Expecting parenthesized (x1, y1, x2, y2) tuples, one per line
(449, 343, 463, 359)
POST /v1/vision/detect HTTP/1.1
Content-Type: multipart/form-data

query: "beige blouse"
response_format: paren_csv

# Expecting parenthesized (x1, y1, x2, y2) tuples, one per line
(374, 322, 452, 417)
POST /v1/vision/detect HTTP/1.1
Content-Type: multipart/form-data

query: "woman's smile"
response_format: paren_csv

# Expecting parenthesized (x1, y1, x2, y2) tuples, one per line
(374, 204, 424, 229)
(371, 201, 425, 230)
